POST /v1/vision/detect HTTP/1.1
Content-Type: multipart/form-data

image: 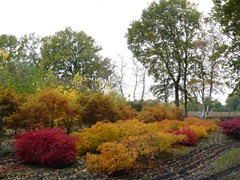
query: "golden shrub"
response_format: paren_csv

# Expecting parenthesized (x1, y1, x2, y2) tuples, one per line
(87, 142, 138, 174)
(138, 105, 167, 123)
(71, 122, 120, 155)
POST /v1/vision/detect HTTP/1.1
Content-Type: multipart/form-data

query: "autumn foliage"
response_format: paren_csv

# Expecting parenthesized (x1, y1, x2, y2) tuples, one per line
(219, 118, 240, 139)
(72, 118, 218, 174)
(14, 128, 77, 167)
(138, 105, 183, 123)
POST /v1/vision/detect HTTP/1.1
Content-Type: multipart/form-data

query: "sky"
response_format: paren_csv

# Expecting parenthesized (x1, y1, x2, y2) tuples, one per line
(1, 0, 225, 102)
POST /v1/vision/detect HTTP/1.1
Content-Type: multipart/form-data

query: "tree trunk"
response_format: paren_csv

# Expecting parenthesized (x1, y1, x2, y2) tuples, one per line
(175, 83, 180, 107)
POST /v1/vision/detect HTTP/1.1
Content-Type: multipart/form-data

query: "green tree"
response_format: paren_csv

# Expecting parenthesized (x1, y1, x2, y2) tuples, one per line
(126, 0, 201, 116)
(213, 0, 240, 94)
(41, 27, 113, 89)
(18, 33, 41, 66)
(226, 94, 240, 111)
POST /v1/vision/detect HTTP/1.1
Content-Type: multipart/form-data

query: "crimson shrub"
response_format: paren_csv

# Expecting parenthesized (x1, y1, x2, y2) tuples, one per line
(14, 128, 77, 167)
(219, 118, 240, 139)
(168, 128, 197, 146)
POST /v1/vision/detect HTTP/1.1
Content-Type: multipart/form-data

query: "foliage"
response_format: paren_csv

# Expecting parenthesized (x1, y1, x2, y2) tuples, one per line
(226, 94, 240, 111)
(0, 88, 24, 133)
(71, 122, 120, 155)
(184, 117, 219, 132)
(7, 87, 80, 133)
(41, 27, 113, 89)
(138, 105, 167, 123)
(138, 105, 184, 123)
(84, 119, 185, 174)
(213, 0, 240, 93)
(168, 128, 197, 146)
(219, 118, 240, 139)
(157, 120, 185, 131)
(87, 142, 138, 175)
(14, 128, 77, 167)
(77, 92, 118, 126)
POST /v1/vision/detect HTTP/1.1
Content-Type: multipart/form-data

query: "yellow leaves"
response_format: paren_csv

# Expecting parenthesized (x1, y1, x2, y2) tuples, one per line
(72, 117, 219, 174)
(87, 142, 138, 174)
(0, 48, 9, 61)
(71, 122, 120, 155)
(188, 125, 208, 138)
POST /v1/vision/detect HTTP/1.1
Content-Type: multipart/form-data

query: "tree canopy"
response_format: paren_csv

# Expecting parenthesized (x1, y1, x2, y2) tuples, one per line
(127, 0, 201, 110)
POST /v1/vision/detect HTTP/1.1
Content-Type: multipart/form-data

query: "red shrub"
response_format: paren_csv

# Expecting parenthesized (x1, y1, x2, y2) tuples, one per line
(14, 128, 77, 167)
(168, 129, 197, 146)
(219, 118, 240, 139)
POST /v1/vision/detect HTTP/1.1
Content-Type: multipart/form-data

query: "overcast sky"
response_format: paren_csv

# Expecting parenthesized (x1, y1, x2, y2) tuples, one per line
(1, 0, 213, 57)
(1, 0, 221, 102)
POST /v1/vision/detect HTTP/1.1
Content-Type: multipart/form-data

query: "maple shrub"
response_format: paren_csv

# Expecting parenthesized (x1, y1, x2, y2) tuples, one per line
(168, 128, 197, 146)
(138, 105, 184, 123)
(87, 142, 138, 175)
(71, 121, 120, 155)
(14, 128, 77, 167)
(219, 118, 240, 139)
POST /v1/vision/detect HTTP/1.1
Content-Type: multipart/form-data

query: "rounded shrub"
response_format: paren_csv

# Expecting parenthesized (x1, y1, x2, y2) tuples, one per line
(219, 118, 240, 139)
(14, 128, 77, 167)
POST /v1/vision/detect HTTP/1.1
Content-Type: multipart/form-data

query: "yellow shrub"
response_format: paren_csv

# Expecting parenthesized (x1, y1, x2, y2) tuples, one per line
(71, 122, 120, 155)
(87, 142, 138, 174)
(184, 117, 219, 133)
(121, 131, 184, 157)
(189, 125, 208, 138)
(157, 120, 185, 131)
(116, 119, 158, 138)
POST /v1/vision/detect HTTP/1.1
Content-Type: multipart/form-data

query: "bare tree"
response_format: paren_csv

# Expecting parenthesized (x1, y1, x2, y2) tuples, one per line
(113, 55, 127, 97)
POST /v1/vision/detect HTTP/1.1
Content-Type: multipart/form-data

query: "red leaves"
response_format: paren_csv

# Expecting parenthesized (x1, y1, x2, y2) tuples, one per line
(14, 128, 77, 167)
(168, 129, 197, 146)
(219, 118, 240, 139)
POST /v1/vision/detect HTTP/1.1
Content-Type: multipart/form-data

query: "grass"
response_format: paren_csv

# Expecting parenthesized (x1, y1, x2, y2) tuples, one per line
(208, 148, 240, 175)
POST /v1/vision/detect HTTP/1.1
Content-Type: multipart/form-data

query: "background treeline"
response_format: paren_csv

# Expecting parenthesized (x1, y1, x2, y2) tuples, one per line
(0, 0, 240, 126)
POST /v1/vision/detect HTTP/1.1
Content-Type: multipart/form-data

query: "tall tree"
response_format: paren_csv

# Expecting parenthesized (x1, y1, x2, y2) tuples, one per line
(213, 0, 240, 94)
(41, 27, 113, 89)
(127, 0, 201, 115)
(18, 33, 41, 66)
(188, 17, 229, 117)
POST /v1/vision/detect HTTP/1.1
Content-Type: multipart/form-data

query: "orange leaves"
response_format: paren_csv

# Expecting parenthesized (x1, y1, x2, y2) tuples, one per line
(138, 105, 184, 123)
(7, 87, 80, 133)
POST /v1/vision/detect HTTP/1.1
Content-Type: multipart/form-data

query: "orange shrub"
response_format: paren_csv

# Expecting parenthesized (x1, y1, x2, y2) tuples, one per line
(138, 105, 167, 123)
(165, 107, 184, 120)
(157, 120, 185, 131)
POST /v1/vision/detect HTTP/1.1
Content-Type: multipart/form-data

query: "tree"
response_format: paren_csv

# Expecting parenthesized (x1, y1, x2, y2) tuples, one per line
(126, 0, 201, 116)
(188, 17, 229, 117)
(41, 27, 113, 89)
(226, 94, 240, 111)
(18, 33, 41, 66)
(213, 0, 240, 94)
(132, 58, 147, 102)
(0, 88, 23, 134)
(8, 87, 80, 133)
(112, 55, 127, 97)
